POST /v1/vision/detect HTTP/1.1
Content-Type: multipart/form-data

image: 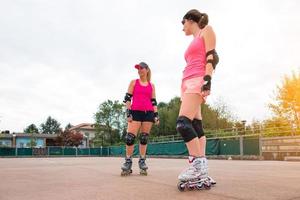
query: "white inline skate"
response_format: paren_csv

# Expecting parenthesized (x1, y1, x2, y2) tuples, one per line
(177, 157, 212, 191)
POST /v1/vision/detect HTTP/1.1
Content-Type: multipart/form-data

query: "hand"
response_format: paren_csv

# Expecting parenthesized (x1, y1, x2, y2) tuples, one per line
(125, 101, 131, 108)
(126, 109, 133, 122)
(154, 117, 160, 125)
(201, 90, 211, 98)
(154, 112, 159, 125)
(201, 75, 211, 97)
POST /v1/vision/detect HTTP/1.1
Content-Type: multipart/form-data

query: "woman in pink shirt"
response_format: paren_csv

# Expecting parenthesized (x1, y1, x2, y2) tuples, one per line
(176, 9, 219, 191)
(121, 62, 159, 176)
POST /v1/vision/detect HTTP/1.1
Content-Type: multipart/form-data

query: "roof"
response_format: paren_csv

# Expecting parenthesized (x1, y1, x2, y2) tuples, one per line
(69, 123, 96, 131)
(0, 133, 58, 138)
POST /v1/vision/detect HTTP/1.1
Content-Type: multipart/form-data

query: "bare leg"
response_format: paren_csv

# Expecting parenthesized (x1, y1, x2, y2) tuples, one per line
(194, 105, 216, 184)
(126, 121, 141, 157)
(194, 106, 206, 156)
(179, 93, 203, 157)
(139, 122, 153, 157)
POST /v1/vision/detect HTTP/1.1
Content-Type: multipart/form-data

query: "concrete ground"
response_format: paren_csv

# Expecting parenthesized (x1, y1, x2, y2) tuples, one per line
(0, 157, 300, 200)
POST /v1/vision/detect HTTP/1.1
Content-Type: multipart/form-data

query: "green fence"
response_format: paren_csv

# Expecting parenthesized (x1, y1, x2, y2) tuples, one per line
(243, 137, 260, 155)
(220, 138, 241, 155)
(0, 136, 260, 157)
(107, 136, 259, 156)
(0, 147, 15, 156)
(17, 148, 33, 156)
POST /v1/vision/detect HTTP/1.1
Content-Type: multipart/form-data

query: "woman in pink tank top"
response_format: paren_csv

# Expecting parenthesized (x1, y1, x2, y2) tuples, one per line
(176, 9, 219, 190)
(121, 61, 159, 176)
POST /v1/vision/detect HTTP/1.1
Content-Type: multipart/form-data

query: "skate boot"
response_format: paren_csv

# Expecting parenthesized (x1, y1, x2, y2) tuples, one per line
(177, 157, 211, 191)
(138, 156, 148, 175)
(121, 157, 132, 176)
(202, 158, 216, 185)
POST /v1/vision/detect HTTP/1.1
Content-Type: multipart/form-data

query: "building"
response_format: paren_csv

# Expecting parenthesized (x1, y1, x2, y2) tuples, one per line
(0, 123, 96, 148)
(69, 123, 96, 147)
(0, 133, 57, 148)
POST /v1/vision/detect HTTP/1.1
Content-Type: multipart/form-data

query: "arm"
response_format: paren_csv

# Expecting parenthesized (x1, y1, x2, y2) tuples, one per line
(123, 80, 135, 109)
(123, 80, 135, 122)
(151, 83, 158, 113)
(151, 83, 159, 125)
(203, 25, 216, 77)
(201, 25, 219, 95)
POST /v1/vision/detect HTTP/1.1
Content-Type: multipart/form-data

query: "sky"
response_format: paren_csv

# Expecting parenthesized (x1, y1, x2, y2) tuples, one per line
(0, 0, 300, 132)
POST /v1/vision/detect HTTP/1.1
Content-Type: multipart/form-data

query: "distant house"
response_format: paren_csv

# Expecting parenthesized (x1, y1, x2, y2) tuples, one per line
(69, 123, 96, 147)
(0, 123, 96, 148)
(0, 133, 57, 148)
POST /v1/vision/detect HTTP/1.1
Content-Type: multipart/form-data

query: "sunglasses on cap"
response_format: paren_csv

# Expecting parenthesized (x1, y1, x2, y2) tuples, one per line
(135, 62, 149, 69)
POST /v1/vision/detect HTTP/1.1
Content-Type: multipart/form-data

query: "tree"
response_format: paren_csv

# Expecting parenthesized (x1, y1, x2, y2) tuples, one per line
(202, 98, 235, 130)
(24, 124, 39, 134)
(92, 96, 236, 145)
(269, 71, 300, 128)
(94, 100, 126, 146)
(151, 97, 180, 137)
(40, 116, 61, 134)
(28, 138, 37, 148)
(55, 129, 83, 147)
(1, 130, 10, 134)
(262, 117, 292, 136)
(65, 123, 73, 130)
(150, 96, 236, 138)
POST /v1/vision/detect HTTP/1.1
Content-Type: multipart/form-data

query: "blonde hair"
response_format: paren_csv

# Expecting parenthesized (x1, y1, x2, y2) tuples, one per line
(147, 68, 151, 82)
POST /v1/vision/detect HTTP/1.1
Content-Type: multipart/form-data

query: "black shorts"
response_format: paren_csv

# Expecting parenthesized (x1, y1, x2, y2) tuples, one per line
(132, 110, 154, 122)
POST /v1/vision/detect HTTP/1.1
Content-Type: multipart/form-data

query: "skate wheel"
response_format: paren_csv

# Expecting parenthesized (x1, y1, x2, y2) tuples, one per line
(204, 182, 211, 190)
(121, 172, 126, 176)
(187, 185, 195, 191)
(140, 170, 147, 176)
(121, 171, 128, 176)
(177, 182, 185, 192)
(196, 183, 203, 190)
(121, 170, 132, 176)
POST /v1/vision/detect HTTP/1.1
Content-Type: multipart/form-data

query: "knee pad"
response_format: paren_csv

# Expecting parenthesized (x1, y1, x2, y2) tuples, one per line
(192, 119, 205, 138)
(176, 116, 197, 142)
(139, 132, 149, 145)
(124, 132, 136, 146)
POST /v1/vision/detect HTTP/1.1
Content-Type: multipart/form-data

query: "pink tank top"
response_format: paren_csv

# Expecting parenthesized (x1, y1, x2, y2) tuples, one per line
(131, 79, 154, 111)
(182, 36, 206, 80)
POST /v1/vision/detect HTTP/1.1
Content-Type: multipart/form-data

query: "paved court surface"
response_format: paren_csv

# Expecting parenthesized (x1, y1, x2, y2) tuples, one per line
(0, 157, 300, 200)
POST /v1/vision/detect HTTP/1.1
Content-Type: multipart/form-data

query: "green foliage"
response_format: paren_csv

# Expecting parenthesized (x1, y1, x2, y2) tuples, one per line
(24, 124, 39, 134)
(93, 100, 126, 146)
(65, 123, 73, 130)
(202, 98, 235, 130)
(151, 96, 235, 137)
(151, 97, 180, 137)
(28, 137, 37, 147)
(93, 97, 236, 145)
(40, 116, 61, 134)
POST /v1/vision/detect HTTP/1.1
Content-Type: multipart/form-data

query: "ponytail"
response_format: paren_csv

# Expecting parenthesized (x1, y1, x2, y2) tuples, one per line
(147, 68, 151, 82)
